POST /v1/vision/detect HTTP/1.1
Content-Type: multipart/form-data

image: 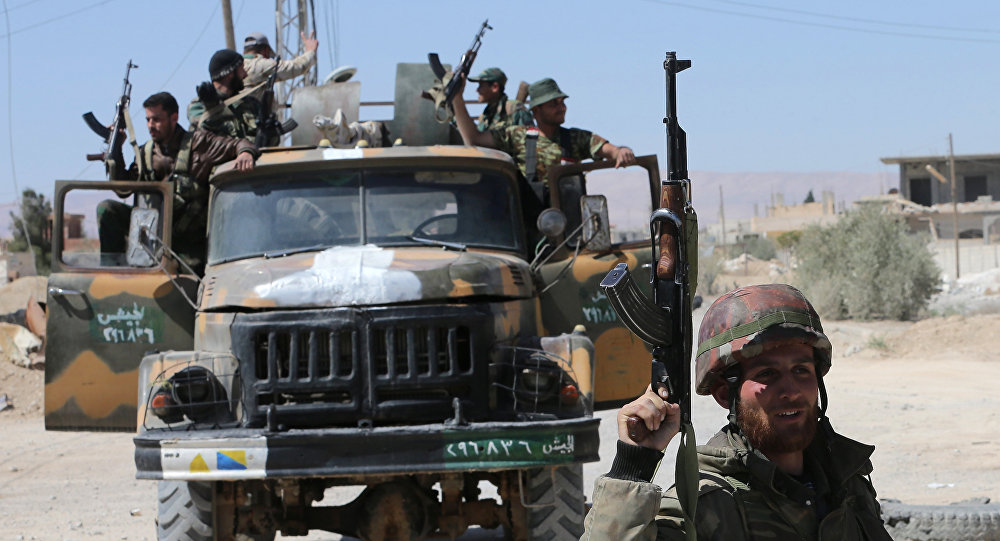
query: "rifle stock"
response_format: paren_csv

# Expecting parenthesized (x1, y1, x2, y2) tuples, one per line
(423, 20, 491, 123)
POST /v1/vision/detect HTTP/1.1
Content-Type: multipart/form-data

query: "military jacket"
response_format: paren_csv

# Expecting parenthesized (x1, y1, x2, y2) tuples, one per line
(243, 50, 316, 87)
(582, 425, 893, 541)
(477, 93, 533, 132)
(117, 127, 257, 268)
(188, 95, 277, 146)
(491, 125, 607, 182)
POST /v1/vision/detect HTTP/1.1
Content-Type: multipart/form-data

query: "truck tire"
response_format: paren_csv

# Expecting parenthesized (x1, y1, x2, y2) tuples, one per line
(881, 500, 1000, 541)
(157, 481, 275, 541)
(157, 481, 214, 541)
(523, 464, 586, 541)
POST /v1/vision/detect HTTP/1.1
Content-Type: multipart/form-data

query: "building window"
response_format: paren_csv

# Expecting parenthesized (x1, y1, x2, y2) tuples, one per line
(909, 177, 932, 206)
(964, 175, 988, 202)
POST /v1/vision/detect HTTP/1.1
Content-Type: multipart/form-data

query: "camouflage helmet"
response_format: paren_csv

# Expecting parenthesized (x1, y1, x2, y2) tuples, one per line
(694, 284, 832, 396)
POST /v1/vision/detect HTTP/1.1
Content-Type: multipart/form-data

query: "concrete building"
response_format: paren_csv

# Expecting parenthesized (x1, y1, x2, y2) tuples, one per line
(880, 153, 1000, 207)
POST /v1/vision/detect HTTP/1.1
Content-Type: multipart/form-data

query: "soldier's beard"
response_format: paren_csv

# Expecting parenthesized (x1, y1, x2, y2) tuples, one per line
(738, 400, 819, 455)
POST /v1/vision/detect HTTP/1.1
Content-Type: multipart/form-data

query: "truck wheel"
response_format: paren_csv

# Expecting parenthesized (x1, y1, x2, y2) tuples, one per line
(157, 481, 275, 541)
(157, 481, 214, 541)
(523, 465, 586, 541)
(881, 500, 1000, 541)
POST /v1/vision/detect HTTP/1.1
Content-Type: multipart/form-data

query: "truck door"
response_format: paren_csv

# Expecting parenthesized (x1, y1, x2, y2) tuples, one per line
(45, 181, 197, 431)
(536, 156, 661, 408)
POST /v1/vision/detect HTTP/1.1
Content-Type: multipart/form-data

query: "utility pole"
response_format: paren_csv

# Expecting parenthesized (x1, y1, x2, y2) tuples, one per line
(948, 133, 959, 279)
(221, 0, 236, 50)
(924, 135, 961, 279)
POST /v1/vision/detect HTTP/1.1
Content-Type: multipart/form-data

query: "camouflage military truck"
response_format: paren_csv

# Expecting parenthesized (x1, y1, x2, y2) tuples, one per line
(45, 64, 663, 540)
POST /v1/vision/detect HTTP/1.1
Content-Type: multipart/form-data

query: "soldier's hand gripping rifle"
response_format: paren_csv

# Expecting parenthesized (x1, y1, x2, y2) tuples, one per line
(600, 52, 699, 541)
(83, 60, 138, 179)
(424, 19, 491, 123)
(254, 65, 299, 148)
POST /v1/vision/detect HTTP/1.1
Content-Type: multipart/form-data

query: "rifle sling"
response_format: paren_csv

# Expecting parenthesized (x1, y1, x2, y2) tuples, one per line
(199, 79, 269, 124)
(123, 106, 144, 179)
(676, 421, 699, 541)
(695, 310, 819, 358)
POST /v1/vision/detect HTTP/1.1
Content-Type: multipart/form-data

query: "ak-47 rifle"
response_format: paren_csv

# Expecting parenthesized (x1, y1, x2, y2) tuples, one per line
(599, 52, 699, 541)
(424, 19, 491, 123)
(83, 60, 138, 179)
(254, 65, 299, 147)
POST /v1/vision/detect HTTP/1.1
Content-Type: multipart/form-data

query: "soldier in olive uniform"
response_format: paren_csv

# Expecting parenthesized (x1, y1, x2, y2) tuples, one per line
(581, 284, 893, 541)
(99, 92, 258, 274)
(188, 49, 277, 146)
(467, 67, 532, 132)
(453, 76, 635, 184)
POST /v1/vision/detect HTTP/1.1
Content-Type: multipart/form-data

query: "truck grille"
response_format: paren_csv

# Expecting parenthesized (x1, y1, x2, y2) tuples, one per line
(231, 307, 491, 428)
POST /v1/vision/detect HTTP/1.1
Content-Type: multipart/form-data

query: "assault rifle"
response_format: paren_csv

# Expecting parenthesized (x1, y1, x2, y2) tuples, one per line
(425, 19, 491, 122)
(83, 60, 138, 178)
(599, 52, 699, 541)
(254, 65, 298, 147)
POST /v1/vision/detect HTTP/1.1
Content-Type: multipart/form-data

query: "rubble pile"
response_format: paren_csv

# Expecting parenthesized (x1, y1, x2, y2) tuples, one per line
(930, 267, 1000, 316)
(0, 277, 46, 370)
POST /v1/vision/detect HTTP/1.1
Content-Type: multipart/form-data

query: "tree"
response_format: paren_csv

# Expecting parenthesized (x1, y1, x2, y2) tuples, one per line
(794, 204, 940, 320)
(803, 190, 815, 203)
(9, 189, 52, 275)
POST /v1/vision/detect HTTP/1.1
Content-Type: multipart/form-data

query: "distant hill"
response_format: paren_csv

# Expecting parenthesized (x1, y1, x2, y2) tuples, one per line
(590, 169, 894, 227)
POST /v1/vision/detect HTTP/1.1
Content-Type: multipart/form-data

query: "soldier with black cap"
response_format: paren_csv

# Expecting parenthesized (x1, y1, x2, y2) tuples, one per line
(467, 67, 532, 131)
(187, 49, 276, 146)
(243, 31, 318, 89)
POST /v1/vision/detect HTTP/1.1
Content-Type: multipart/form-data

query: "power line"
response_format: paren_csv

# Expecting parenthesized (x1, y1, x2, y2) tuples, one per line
(640, 0, 1000, 45)
(712, 0, 1000, 35)
(0, 0, 116, 39)
(4, 0, 43, 13)
(158, 1, 220, 88)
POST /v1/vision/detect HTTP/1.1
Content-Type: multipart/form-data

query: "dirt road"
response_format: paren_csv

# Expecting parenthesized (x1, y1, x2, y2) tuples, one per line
(2, 313, 999, 540)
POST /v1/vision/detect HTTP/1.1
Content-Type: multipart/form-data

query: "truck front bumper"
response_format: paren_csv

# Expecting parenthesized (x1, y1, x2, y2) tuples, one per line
(134, 417, 600, 481)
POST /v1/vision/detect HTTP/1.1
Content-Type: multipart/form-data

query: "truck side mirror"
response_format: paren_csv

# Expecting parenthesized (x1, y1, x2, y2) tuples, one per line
(126, 207, 160, 267)
(580, 195, 611, 252)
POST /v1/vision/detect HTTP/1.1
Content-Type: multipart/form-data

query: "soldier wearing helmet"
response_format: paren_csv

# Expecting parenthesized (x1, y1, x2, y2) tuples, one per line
(582, 284, 893, 540)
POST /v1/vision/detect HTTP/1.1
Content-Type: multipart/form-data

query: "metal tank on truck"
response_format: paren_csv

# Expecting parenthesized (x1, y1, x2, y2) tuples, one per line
(45, 54, 667, 539)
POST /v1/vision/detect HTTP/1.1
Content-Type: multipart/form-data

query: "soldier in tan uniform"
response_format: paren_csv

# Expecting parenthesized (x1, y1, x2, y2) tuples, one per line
(581, 284, 893, 541)
(242, 31, 318, 88)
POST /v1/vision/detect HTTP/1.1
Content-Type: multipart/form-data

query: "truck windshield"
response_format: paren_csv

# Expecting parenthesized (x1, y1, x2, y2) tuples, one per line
(208, 168, 522, 264)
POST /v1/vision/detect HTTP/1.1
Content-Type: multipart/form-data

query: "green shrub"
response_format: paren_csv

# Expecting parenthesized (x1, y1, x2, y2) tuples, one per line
(728, 235, 776, 261)
(775, 230, 801, 251)
(698, 251, 724, 295)
(794, 205, 940, 320)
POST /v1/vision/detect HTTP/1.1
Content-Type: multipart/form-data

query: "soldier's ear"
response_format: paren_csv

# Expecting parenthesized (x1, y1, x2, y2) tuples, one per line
(169, 112, 179, 125)
(711, 383, 730, 409)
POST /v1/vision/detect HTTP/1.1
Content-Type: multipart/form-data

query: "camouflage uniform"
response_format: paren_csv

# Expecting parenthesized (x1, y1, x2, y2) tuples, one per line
(100, 127, 257, 273)
(477, 93, 533, 132)
(187, 95, 277, 146)
(582, 425, 892, 541)
(491, 125, 607, 182)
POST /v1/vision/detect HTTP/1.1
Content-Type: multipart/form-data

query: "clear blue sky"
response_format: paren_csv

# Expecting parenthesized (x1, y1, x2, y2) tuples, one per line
(2, 0, 999, 205)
